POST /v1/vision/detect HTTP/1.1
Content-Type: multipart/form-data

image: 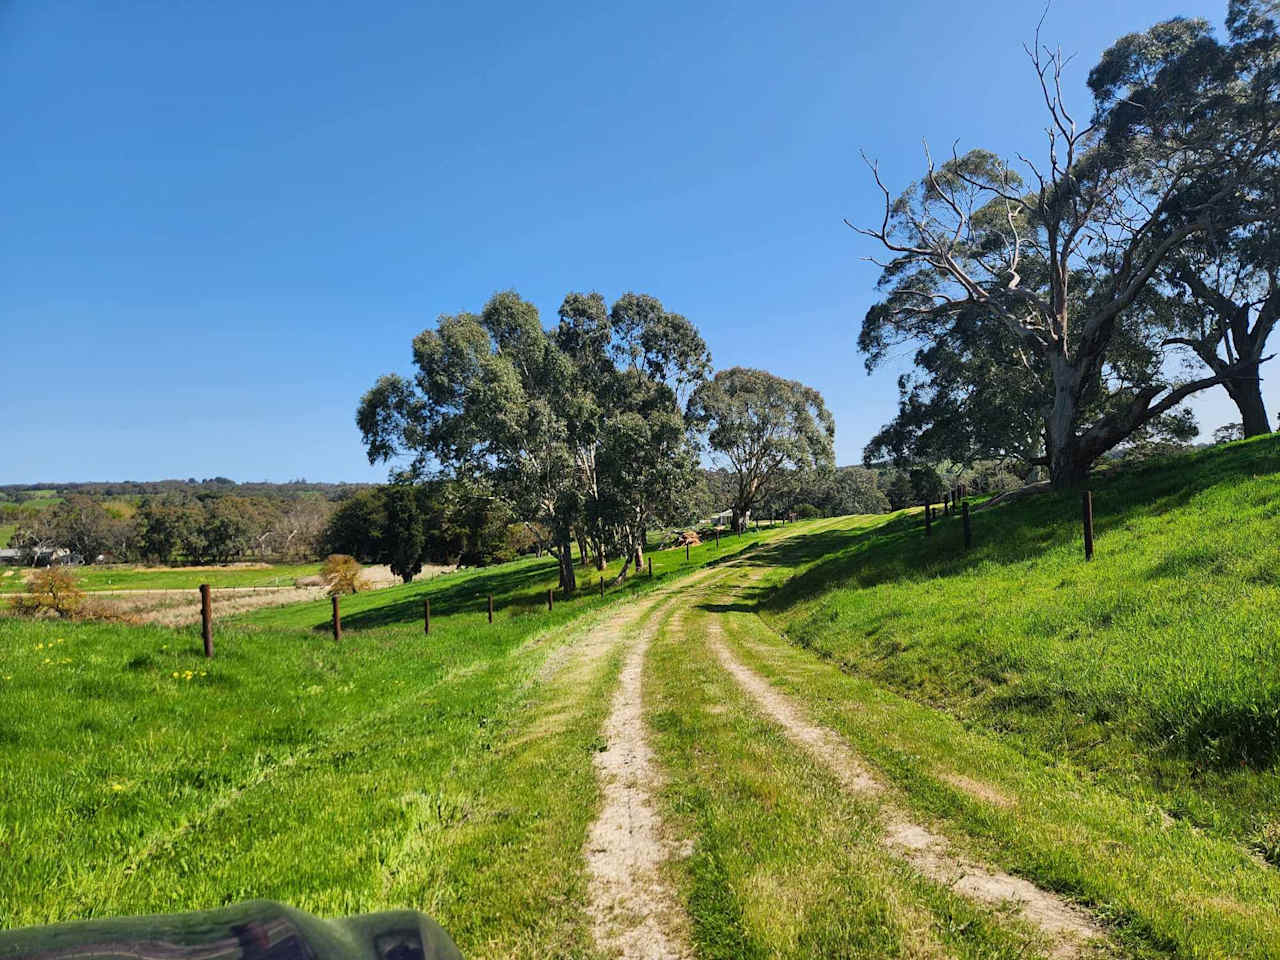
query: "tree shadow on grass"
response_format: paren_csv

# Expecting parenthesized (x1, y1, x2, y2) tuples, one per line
(312, 558, 562, 631)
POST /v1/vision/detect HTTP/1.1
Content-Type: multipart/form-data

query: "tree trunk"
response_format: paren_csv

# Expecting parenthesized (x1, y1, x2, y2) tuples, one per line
(1044, 353, 1093, 490)
(633, 542, 643, 570)
(1225, 363, 1271, 437)
(731, 506, 751, 533)
(1047, 428, 1092, 489)
(558, 539, 577, 593)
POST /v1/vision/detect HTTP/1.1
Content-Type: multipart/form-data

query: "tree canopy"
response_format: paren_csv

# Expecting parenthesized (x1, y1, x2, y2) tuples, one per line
(689, 367, 835, 531)
(854, 6, 1280, 487)
(357, 290, 711, 590)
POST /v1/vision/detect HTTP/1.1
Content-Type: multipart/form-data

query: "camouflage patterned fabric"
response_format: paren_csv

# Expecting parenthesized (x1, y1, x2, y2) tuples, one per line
(0, 901, 462, 960)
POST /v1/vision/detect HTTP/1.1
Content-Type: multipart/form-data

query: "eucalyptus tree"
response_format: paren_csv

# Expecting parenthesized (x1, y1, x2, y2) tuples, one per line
(863, 307, 1047, 471)
(358, 291, 584, 591)
(358, 289, 708, 590)
(556, 290, 709, 576)
(1089, 1, 1280, 436)
(855, 33, 1271, 488)
(688, 367, 835, 532)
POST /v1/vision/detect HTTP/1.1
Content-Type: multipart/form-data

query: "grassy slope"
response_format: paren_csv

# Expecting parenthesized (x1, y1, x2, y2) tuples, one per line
(0, 522, 795, 950)
(697, 550, 1280, 958)
(759, 436, 1280, 860)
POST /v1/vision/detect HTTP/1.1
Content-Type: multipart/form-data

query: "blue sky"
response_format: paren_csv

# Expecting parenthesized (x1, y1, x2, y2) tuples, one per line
(2, 0, 1252, 483)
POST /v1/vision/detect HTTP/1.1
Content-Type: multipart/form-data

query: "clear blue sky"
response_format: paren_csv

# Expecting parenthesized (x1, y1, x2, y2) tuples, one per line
(2, 0, 1250, 483)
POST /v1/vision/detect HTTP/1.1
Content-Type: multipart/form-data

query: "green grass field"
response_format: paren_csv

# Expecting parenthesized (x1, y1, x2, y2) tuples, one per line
(0, 525, 14, 549)
(0, 524, 789, 946)
(4, 441, 1280, 956)
(0, 562, 327, 595)
(73, 562, 324, 592)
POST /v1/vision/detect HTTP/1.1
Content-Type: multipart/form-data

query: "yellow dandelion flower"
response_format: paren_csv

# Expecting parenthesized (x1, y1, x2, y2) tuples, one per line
(110, 782, 126, 792)
(171, 672, 179, 678)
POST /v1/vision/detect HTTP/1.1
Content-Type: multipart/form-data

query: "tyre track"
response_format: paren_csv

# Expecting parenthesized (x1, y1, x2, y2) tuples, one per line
(580, 564, 741, 960)
(707, 617, 1107, 959)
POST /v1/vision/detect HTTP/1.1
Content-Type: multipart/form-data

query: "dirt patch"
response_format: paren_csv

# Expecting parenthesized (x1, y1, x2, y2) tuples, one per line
(941, 772, 1016, 809)
(709, 628, 1105, 959)
(77, 586, 329, 625)
(357, 564, 455, 590)
(579, 570, 736, 959)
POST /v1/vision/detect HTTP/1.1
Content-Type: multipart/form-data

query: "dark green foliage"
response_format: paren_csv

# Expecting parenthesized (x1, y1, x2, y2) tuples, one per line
(358, 289, 712, 590)
(748, 466, 890, 519)
(855, 6, 1280, 487)
(380, 485, 428, 583)
(883, 470, 914, 511)
(1088, 2, 1280, 438)
(324, 482, 522, 574)
(135, 498, 207, 564)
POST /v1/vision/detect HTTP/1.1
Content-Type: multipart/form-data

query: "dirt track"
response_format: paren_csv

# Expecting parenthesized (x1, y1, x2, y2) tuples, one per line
(575, 544, 1109, 959)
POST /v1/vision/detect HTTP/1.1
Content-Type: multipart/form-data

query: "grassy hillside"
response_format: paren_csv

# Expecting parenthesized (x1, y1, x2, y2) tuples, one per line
(759, 435, 1280, 860)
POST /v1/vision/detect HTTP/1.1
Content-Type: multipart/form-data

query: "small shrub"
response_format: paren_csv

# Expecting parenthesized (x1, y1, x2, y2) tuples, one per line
(321, 554, 363, 595)
(12, 566, 85, 618)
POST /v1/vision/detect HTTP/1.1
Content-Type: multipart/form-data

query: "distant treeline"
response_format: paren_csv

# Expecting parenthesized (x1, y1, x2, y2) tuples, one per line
(2, 462, 1027, 569)
(0, 478, 369, 502)
(5, 492, 336, 566)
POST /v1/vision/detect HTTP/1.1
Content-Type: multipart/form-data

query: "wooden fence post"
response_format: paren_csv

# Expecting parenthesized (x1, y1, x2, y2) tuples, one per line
(715, 529, 720, 549)
(199, 584, 213, 658)
(686, 542, 690, 562)
(547, 588, 554, 611)
(331, 594, 342, 643)
(424, 597, 430, 635)
(924, 502, 932, 536)
(962, 501, 972, 551)
(488, 594, 493, 624)
(600, 576, 604, 597)
(1082, 490, 1095, 561)
(648, 556, 653, 577)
